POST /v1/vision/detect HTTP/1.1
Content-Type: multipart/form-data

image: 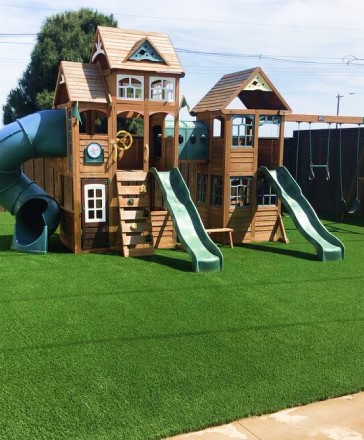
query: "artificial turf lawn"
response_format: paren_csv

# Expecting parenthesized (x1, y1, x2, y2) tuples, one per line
(1, 212, 364, 439)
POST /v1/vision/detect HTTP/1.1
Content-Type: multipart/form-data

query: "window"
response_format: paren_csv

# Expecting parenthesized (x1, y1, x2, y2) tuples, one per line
(150, 77, 175, 101)
(117, 75, 144, 100)
(213, 117, 224, 138)
(257, 179, 278, 206)
(84, 184, 106, 223)
(197, 174, 208, 204)
(211, 175, 223, 206)
(232, 115, 254, 147)
(259, 115, 281, 138)
(230, 177, 252, 207)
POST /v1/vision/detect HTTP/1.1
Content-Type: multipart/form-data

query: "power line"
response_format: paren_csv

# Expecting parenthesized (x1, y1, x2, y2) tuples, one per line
(0, 33, 36, 37)
(117, 13, 364, 32)
(176, 48, 353, 66)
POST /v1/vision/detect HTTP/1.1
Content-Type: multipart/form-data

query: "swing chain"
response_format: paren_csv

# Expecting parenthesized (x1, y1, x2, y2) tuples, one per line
(308, 122, 331, 181)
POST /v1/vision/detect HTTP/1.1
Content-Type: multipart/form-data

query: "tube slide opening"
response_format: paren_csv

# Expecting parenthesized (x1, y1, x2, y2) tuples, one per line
(15, 198, 48, 245)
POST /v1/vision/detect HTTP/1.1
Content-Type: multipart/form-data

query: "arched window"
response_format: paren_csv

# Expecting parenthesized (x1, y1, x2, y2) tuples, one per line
(150, 77, 175, 101)
(213, 117, 225, 138)
(117, 75, 144, 100)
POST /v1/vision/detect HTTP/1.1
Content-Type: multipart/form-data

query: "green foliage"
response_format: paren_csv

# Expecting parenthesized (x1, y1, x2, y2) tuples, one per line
(1, 213, 364, 438)
(117, 117, 144, 136)
(2, 8, 117, 125)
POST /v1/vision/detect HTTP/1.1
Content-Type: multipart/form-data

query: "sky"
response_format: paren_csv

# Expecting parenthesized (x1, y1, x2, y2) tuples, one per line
(1, 0, 364, 134)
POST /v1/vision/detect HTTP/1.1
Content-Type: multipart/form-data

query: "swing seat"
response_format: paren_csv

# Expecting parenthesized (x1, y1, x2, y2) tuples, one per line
(341, 197, 360, 214)
(346, 198, 360, 214)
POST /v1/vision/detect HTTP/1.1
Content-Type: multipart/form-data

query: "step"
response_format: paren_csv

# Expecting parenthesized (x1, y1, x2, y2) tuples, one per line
(117, 170, 147, 182)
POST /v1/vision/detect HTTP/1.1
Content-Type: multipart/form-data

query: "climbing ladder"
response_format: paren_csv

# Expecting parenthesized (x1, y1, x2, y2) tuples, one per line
(116, 170, 154, 257)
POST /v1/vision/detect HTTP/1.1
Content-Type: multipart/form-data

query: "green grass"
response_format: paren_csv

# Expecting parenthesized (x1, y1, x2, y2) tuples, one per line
(1, 212, 364, 439)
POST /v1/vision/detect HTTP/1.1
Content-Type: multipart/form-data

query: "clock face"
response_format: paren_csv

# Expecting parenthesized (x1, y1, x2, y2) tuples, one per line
(87, 142, 102, 159)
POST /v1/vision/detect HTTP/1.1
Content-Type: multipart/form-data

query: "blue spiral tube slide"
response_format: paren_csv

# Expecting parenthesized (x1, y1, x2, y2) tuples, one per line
(0, 110, 67, 253)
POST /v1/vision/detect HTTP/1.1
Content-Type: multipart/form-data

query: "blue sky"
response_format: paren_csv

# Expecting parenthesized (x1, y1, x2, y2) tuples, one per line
(1, 0, 364, 131)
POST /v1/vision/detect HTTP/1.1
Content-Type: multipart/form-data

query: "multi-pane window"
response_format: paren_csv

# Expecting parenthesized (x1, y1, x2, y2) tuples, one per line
(117, 75, 144, 99)
(211, 175, 223, 206)
(257, 179, 278, 206)
(150, 77, 175, 101)
(231, 115, 254, 147)
(84, 184, 106, 223)
(197, 174, 207, 204)
(230, 177, 252, 207)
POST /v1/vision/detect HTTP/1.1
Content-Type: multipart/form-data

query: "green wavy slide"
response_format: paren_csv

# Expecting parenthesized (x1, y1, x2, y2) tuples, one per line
(149, 167, 223, 272)
(259, 166, 344, 261)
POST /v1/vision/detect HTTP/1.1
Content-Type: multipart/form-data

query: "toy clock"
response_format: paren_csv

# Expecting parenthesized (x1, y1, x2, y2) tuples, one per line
(83, 142, 104, 164)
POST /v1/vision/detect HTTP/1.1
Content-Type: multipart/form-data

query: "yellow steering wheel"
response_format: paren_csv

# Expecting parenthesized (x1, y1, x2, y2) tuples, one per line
(114, 130, 133, 157)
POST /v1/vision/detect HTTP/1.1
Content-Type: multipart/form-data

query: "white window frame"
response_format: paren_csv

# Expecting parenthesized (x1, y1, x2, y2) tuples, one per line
(149, 77, 175, 102)
(84, 183, 106, 223)
(117, 75, 144, 100)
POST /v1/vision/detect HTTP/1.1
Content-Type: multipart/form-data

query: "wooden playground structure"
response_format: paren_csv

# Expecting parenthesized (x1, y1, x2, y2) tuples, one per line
(18, 25, 363, 258)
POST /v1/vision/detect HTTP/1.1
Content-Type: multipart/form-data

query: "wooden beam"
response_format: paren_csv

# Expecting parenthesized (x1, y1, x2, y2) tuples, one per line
(285, 114, 364, 124)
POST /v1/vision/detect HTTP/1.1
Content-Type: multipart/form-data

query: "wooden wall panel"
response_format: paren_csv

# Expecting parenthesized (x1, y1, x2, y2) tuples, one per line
(210, 138, 224, 174)
(209, 206, 223, 228)
(59, 208, 75, 251)
(78, 135, 111, 175)
(254, 207, 279, 242)
(227, 208, 252, 243)
(258, 139, 280, 169)
(196, 205, 209, 227)
(151, 210, 176, 248)
(229, 149, 255, 175)
(165, 138, 175, 171)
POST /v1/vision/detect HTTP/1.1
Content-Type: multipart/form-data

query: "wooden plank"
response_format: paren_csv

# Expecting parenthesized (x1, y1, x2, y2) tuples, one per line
(285, 113, 364, 124)
(117, 170, 147, 181)
(121, 222, 152, 233)
(123, 234, 153, 245)
(128, 247, 155, 257)
(118, 196, 149, 208)
(117, 184, 148, 195)
(120, 209, 150, 220)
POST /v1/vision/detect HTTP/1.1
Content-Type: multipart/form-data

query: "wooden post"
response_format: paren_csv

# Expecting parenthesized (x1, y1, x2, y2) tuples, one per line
(70, 107, 82, 253)
(250, 111, 260, 241)
(222, 116, 231, 228)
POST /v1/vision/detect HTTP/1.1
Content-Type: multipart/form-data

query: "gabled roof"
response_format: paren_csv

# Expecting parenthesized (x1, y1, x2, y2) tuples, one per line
(90, 26, 185, 76)
(54, 61, 108, 106)
(191, 67, 291, 114)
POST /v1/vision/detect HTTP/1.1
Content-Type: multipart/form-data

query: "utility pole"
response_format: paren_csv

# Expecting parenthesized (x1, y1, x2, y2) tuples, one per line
(336, 93, 344, 128)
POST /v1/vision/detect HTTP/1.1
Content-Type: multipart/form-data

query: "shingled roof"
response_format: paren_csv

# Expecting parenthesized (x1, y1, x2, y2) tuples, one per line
(191, 67, 291, 114)
(90, 26, 184, 76)
(54, 61, 108, 106)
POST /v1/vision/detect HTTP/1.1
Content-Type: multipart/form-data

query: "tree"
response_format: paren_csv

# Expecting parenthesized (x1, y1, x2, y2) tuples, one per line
(2, 8, 117, 125)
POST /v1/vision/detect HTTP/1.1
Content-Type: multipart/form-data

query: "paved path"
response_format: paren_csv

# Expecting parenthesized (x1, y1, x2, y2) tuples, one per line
(169, 392, 364, 440)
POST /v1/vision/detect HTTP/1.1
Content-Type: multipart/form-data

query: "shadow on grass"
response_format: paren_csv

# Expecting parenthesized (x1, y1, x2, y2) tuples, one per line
(48, 234, 70, 254)
(138, 250, 192, 272)
(0, 235, 12, 251)
(238, 243, 317, 261)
